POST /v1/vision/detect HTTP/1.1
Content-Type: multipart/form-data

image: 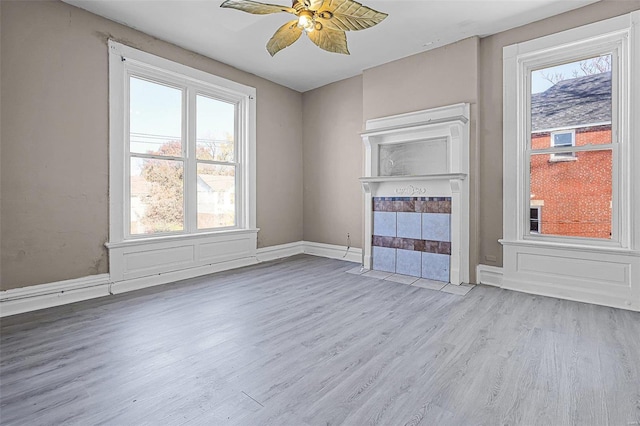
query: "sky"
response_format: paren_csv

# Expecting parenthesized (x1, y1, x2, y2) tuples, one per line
(129, 76, 235, 155)
(530, 54, 611, 94)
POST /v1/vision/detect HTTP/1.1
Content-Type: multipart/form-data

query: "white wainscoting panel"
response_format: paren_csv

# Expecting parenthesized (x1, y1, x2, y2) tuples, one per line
(502, 242, 639, 311)
(107, 230, 259, 282)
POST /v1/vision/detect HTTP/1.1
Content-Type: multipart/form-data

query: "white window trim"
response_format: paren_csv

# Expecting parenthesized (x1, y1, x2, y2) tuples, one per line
(107, 41, 258, 284)
(505, 17, 630, 248)
(501, 12, 640, 312)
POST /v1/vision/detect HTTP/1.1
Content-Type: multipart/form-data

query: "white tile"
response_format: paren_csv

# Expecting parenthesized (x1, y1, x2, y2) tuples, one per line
(396, 249, 421, 277)
(373, 211, 396, 237)
(346, 266, 367, 275)
(362, 270, 394, 280)
(397, 212, 421, 239)
(422, 252, 450, 282)
(372, 246, 396, 273)
(412, 278, 447, 291)
(440, 283, 475, 296)
(422, 213, 451, 242)
(385, 274, 419, 285)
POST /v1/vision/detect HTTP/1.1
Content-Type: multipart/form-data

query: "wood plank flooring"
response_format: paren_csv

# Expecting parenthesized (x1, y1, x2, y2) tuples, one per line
(1, 255, 639, 425)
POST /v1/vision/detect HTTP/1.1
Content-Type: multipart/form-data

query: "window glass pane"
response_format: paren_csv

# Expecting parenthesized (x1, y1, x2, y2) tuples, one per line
(197, 163, 236, 229)
(553, 132, 573, 147)
(196, 95, 235, 162)
(529, 151, 612, 239)
(531, 55, 612, 148)
(130, 77, 183, 155)
(530, 208, 540, 233)
(130, 157, 184, 234)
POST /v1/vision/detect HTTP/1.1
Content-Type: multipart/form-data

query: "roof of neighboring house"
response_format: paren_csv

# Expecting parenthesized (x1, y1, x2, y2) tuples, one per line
(130, 175, 150, 195)
(531, 71, 611, 132)
(197, 174, 235, 192)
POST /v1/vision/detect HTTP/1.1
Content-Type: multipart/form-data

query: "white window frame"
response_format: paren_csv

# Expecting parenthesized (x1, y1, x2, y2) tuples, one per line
(106, 41, 258, 285)
(507, 21, 627, 247)
(501, 12, 640, 312)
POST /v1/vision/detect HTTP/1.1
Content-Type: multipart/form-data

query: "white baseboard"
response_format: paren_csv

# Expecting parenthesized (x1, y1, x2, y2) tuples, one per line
(303, 241, 362, 264)
(0, 274, 111, 317)
(256, 241, 304, 262)
(476, 264, 503, 287)
(257, 241, 362, 264)
(0, 240, 362, 317)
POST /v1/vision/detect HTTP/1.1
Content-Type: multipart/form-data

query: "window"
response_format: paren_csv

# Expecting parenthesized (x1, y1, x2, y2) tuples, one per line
(109, 41, 256, 242)
(107, 41, 257, 283)
(501, 12, 640, 311)
(550, 129, 575, 160)
(529, 207, 541, 233)
(528, 53, 615, 241)
(504, 26, 629, 245)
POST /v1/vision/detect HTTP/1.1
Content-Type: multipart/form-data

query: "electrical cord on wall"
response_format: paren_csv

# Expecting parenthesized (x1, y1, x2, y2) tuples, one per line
(343, 233, 351, 258)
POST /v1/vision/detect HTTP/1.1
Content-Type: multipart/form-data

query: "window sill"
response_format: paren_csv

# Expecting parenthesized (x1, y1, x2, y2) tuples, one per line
(548, 156, 577, 163)
(106, 228, 260, 249)
(499, 238, 639, 257)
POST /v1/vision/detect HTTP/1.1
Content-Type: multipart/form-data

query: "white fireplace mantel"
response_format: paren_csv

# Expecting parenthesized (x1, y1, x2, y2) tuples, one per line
(360, 104, 470, 285)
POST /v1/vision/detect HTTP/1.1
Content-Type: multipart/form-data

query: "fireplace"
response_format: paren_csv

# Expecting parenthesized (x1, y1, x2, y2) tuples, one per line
(360, 104, 470, 285)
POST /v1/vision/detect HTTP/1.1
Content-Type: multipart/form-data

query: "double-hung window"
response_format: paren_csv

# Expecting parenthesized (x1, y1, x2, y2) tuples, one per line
(502, 11, 640, 311)
(107, 41, 257, 283)
(509, 30, 626, 244)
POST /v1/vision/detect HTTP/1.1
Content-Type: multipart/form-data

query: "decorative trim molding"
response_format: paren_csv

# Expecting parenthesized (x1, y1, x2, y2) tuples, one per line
(256, 241, 304, 262)
(476, 264, 503, 287)
(0, 241, 361, 317)
(0, 274, 111, 317)
(395, 185, 427, 195)
(303, 241, 362, 264)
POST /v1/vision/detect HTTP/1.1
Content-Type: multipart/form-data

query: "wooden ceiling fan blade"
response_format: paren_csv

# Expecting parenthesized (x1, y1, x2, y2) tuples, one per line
(267, 20, 303, 56)
(307, 26, 349, 55)
(316, 0, 387, 31)
(220, 0, 296, 15)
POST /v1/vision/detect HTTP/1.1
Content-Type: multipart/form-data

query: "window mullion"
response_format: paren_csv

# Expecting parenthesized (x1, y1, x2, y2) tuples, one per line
(186, 87, 198, 233)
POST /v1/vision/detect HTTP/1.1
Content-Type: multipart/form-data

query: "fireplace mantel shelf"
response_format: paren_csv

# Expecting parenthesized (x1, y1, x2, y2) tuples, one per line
(359, 173, 467, 184)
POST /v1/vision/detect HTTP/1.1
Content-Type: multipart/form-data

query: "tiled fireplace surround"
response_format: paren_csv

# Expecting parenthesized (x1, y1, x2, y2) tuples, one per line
(360, 103, 470, 285)
(373, 197, 452, 282)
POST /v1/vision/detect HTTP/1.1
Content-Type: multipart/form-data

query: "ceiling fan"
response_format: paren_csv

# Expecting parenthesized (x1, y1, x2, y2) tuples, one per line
(220, 0, 388, 56)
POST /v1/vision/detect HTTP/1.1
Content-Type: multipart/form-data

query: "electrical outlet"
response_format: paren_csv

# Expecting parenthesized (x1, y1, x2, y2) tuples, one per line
(485, 254, 497, 262)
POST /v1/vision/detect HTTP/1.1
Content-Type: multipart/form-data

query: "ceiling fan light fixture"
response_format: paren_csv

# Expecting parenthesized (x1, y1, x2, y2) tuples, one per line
(220, 0, 388, 56)
(297, 10, 315, 33)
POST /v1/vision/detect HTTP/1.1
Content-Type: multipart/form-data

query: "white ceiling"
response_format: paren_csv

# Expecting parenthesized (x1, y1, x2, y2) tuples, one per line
(63, 0, 599, 92)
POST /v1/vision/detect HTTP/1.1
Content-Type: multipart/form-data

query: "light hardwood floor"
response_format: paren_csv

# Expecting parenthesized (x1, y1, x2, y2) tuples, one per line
(1, 255, 639, 425)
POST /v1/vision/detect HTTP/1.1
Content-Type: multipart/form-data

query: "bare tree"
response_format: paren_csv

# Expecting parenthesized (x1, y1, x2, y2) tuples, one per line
(538, 55, 611, 85)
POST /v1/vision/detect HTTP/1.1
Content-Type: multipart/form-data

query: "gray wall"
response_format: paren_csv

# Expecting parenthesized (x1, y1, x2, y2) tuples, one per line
(299, 0, 640, 280)
(302, 76, 364, 248)
(2, 0, 638, 291)
(0, 0, 303, 290)
(301, 38, 480, 280)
